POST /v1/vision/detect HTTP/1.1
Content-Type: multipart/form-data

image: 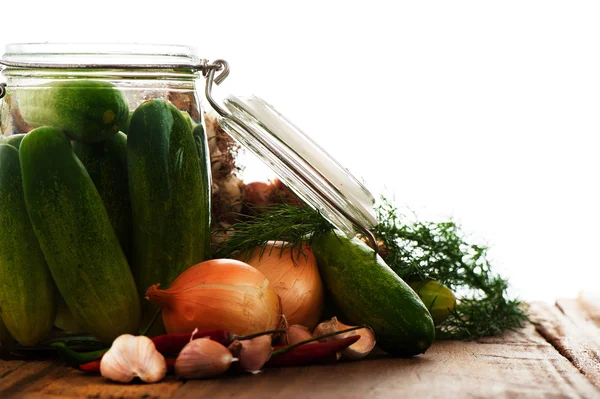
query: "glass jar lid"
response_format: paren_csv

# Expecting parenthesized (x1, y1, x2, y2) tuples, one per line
(0, 43, 202, 69)
(215, 93, 378, 243)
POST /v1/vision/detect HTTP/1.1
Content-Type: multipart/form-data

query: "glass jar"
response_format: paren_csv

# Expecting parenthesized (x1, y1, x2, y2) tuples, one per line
(0, 43, 215, 342)
(0, 42, 378, 346)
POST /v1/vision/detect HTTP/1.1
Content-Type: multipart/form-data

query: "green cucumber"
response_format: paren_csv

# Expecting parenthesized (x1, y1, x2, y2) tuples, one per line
(311, 230, 435, 357)
(54, 295, 84, 334)
(20, 127, 140, 342)
(0, 144, 56, 346)
(192, 122, 212, 261)
(6, 134, 26, 150)
(0, 313, 13, 342)
(17, 80, 129, 143)
(73, 132, 132, 258)
(127, 100, 211, 327)
(181, 111, 195, 129)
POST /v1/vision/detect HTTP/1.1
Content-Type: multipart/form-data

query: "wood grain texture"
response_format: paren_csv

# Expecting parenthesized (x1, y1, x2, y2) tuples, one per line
(0, 361, 183, 399)
(558, 297, 600, 332)
(532, 300, 600, 391)
(1, 301, 600, 398)
(173, 322, 598, 399)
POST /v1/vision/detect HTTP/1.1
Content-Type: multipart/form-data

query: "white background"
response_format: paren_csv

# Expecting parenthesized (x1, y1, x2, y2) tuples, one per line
(1, 0, 599, 302)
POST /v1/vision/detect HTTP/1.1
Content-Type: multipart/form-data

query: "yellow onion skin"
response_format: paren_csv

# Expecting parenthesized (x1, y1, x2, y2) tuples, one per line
(146, 259, 282, 336)
(241, 242, 324, 330)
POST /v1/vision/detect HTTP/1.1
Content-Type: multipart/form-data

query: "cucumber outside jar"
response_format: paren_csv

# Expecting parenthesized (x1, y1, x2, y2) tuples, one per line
(0, 43, 212, 345)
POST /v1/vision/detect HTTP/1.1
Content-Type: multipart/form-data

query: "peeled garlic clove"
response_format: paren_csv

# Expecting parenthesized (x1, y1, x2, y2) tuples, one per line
(100, 334, 167, 383)
(283, 325, 314, 346)
(237, 335, 272, 373)
(175, 338, 237, 379)
(341, 327, 376, 360)
(313, 317, 376, 360)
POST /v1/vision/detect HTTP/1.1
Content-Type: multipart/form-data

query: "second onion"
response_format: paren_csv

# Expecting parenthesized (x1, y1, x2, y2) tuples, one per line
(241, 241, 324, 330)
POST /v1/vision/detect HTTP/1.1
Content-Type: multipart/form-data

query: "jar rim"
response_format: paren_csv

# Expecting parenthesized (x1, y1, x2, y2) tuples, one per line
(1, 43, 202, 69)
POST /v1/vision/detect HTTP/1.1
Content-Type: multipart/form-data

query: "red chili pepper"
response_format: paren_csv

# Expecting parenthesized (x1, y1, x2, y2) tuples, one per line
(79, 359, 101, 373)
(151, 330, 231, 355)
(265, 335, 360, 367)
(79, 357, 177, 374)
(151, 328, 283, 356)
(64, 330, 230, 368)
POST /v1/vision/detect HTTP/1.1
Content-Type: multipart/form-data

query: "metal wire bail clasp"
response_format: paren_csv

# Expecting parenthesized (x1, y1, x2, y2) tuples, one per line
(202, 59, 233, 120)
(200, 59, 229, 85)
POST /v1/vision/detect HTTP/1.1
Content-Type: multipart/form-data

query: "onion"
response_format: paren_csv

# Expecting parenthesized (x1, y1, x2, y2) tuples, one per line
(146, 259, 282, 336)
(241, 242, 324, 330)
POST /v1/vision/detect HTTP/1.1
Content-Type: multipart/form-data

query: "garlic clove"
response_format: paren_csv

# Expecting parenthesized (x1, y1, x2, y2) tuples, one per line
(237, 335, 272, 373)
(341, 328, 376, 360)
(175, 338, 237, 379)
(312, 318, 339, 339)
(100, 334, 167, 384)
(283, 325, 314, 346)
(313, 317, 376, 360)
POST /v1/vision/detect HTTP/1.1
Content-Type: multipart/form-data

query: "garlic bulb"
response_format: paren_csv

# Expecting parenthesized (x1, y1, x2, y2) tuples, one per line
(175, 338, 237, 379)
(313, 317, 376, 360)
(100, 335, 167, 383)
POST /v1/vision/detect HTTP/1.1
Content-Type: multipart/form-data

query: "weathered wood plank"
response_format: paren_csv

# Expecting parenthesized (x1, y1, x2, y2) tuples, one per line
(0, 359, 26, 380)
(0, 360, 183, 399)
(576, 296, 600, 328)
(0, 301, 598, 398)
(532, 300, 600, 389)
(0, 361, 57, 396)
(531, 301, 600, 391)
(173, 319, 599, 399)
(557, 297, 600, 332)
(36, 371, 183, 399)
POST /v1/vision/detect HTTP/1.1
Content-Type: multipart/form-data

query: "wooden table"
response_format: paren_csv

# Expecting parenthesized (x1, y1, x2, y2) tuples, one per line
(2, 299, 600, 398)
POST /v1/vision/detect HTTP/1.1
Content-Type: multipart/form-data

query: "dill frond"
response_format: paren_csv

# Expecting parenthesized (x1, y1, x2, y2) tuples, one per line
(213, 204, 333, 261)
(373, 198, 529, 339)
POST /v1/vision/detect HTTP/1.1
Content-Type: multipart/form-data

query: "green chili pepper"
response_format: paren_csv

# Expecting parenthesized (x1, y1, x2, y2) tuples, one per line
(51, 342, 108, 367)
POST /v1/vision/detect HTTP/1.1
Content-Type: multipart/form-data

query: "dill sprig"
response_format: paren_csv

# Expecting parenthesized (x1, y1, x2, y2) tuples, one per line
(372, 199, 529, 339)
(213, 204, 333, 261)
